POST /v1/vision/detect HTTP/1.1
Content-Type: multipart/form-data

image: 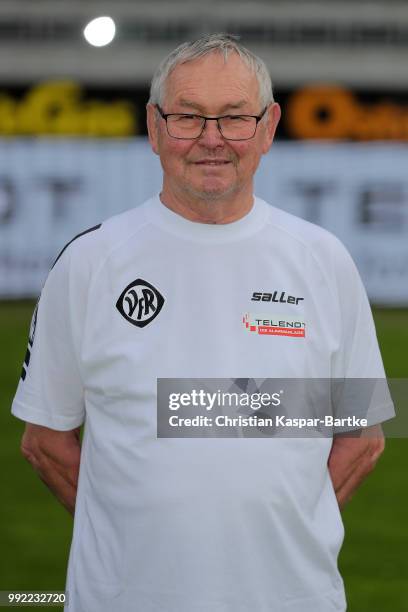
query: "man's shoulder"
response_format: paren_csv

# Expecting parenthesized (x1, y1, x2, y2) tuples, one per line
(259, 198, 363, 299)
(52, 196, 154, 270)
(261, 198, 334, 243)
(260, 197, 350, 264)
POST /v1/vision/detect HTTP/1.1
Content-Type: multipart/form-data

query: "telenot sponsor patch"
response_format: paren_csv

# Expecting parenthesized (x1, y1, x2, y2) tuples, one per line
(243, 313, 306, 338)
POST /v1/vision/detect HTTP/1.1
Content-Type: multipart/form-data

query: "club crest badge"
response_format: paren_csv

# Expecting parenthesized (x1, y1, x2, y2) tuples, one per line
(116, 278, 165, 328)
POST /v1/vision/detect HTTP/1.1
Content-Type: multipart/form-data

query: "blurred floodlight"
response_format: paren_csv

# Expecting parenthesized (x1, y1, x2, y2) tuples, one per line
(83, 16, 116, 47)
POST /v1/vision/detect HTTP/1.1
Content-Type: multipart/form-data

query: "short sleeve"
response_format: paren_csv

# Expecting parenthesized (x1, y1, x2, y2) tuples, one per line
(330, 238, 395, 426)
(11, 248, 86, 431)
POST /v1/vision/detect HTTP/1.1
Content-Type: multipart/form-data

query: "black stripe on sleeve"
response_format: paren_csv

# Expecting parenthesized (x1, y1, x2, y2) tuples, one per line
(20, 349, 31, 381)
(24, 348, 31, 367)
(51, 223, 102, 269)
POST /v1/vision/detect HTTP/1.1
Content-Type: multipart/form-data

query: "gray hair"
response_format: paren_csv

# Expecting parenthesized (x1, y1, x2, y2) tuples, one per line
(148, 33, 274, 108)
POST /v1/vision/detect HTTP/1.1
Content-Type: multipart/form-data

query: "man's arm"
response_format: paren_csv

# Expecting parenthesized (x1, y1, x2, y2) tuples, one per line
(21, 423, 82, 516)
(328, 424, 385, 510)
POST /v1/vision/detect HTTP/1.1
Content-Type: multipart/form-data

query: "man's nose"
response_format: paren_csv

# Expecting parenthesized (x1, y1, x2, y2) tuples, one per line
(198, 119, 225, 147)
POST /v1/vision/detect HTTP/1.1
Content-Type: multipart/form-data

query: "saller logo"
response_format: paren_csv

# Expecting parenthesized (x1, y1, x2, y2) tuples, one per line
(116, 278, 165, 328)
(252, 291, 304, 305)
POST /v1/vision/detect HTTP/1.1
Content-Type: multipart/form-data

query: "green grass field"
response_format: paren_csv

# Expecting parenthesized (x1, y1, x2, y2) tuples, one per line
(0, 301, 407, 610)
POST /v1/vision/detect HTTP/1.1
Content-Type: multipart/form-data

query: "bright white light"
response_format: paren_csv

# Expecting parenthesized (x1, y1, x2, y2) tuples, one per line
(83, 16, 116, 47)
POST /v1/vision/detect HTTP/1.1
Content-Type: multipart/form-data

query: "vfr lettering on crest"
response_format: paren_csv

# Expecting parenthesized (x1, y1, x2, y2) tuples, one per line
(251, 291, 304, 305)
(125, 288, 157, 320)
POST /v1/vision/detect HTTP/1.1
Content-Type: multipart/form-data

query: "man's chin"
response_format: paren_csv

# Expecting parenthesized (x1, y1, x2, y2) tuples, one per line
(183, 182, 238, 203)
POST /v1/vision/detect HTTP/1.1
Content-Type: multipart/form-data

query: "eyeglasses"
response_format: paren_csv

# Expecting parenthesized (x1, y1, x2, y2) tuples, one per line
(155, 105, 268, 141)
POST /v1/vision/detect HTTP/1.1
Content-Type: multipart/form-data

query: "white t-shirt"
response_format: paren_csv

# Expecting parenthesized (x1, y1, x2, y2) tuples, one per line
(12, 196, 394, 612)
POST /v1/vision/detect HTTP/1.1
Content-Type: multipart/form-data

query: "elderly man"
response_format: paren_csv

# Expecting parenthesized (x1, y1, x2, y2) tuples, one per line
(12, 34, 393, 612)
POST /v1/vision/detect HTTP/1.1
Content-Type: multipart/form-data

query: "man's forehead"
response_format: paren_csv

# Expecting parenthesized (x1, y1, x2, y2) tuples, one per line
(164, 52, 259, 110)
(173, 98, 250, 114)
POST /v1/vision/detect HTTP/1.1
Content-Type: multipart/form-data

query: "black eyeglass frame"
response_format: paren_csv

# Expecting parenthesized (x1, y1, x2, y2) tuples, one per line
(155, 105, 268, 141)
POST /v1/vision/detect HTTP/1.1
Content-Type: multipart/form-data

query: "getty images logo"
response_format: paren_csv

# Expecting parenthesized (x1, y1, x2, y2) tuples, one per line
(116, 278, 165, 328)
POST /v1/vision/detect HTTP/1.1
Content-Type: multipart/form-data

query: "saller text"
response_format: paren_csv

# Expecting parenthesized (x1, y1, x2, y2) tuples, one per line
(251, 291, 304, 305)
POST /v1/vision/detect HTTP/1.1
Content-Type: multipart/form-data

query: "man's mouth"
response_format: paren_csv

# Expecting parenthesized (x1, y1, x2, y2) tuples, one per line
(194, 160, 231, 166)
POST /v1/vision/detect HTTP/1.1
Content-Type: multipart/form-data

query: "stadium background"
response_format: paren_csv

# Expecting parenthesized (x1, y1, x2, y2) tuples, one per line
(0, 0, 407, 609)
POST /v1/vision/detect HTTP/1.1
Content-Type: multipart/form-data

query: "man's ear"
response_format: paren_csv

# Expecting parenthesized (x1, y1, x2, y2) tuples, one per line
(262, 102, 281, 154)
(146, 104, 160, 155)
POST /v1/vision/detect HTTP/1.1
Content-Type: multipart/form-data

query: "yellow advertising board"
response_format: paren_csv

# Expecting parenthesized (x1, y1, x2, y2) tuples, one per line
(0, 81, 135, 136)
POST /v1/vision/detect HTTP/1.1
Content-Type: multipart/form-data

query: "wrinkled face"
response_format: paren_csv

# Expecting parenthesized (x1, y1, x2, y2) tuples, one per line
(147, 52, 280, 203)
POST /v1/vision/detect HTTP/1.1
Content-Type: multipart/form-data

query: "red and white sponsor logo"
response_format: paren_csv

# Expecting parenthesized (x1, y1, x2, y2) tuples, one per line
(242, 313, 306, 338)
